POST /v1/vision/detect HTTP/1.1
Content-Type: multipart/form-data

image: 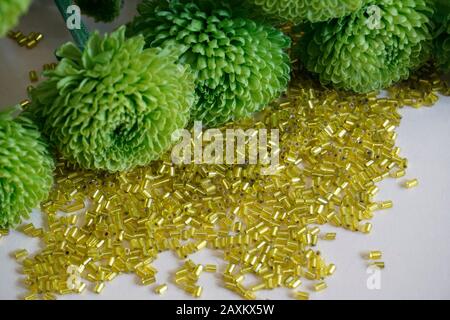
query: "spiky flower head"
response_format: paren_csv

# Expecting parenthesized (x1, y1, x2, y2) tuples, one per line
(127, 0, 291, 127)
(243, 0, 368, 23)
(298, 0, 434, 93)
(74, 0, 124, 23)
(29, 26, 195, 172)
(0, 107, 54, 228)
(0, 0, 31, 37)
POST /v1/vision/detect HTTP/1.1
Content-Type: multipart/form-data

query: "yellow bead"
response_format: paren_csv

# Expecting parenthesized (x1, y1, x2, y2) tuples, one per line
(14, 249, 28, 260)
(390, 169, 405, 178)
(372, 262, 385, 269)
(26, 39, 38, 49)
(43, 293, 57, 300)
(193, 286, 203, 298)
(29, 70, 38, 82)
(77, 282, 87, 293)
(142, 276, 156, 286)
(368, 251, 382, 260)
(24, 293, 39, 300)
(35, 33, 44, 42)
(194, 265, 204, 277)
(7, 30, 20, 39)
(380, 201, 393, 209)
(327, 264, 336, 275)
(154, 284, 168, 295)
(360, 222, 373, 234)
(18, 35, 28, 46)
(294, 291, 309, 300)
(404, 179, 419, 189)
(205, 264, 217, 272)
(313, 282, 327, 292)
(20, 99, 31, 109)
(323, 233, 336, 240)
(250, 283, 266, 291)
(93, 282, 105, 294)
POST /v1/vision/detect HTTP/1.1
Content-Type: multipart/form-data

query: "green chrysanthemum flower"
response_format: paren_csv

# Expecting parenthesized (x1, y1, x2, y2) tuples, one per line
(243, 0, 368, 23)
(0, 0, 31, 37)
(0, 107, 54, 228)
(127, 0, 291, 127)
(298, 0, 434, 93)
(433, 0, 450, 73)
(29, 26, 195, 172)
(74, 0, 124, 23)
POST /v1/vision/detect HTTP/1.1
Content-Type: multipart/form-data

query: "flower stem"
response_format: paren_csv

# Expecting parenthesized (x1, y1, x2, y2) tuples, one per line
(54, 0, 90, 50)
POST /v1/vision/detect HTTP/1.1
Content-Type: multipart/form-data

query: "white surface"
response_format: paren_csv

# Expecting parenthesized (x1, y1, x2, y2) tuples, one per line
(1, 0, 450, 300)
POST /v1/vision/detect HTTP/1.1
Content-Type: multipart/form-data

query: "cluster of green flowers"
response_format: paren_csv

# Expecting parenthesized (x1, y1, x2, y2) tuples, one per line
(127, 0, 291, 127)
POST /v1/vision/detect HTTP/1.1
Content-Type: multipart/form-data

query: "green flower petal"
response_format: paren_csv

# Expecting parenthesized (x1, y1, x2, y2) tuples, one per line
(0, 107, 54, 228)
(127, 0, 291, 127)
(0, 0, 31, 37)
(243, 0, 368, 23)
(298, 0, 434, 93)
(74, 0, 124, 23)
(29, 26, 195, 172)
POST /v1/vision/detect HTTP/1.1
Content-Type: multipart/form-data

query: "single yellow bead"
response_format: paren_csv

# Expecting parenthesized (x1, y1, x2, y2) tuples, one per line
(154, 284, 168, 295)
(368, 251, 382, 260)
(404, 179, 419, 189)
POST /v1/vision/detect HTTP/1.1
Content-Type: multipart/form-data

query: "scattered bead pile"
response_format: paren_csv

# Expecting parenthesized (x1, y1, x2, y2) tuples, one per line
(7, 30, 43, 48)
(12, 64, 449, 300)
